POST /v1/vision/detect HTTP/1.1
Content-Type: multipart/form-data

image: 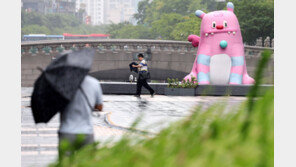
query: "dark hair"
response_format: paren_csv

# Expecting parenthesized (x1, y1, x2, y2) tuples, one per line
(137, 53, 144, 58)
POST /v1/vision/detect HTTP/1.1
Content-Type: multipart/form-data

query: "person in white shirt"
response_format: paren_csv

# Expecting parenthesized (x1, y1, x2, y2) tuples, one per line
(58, 75, 103, 160)
(132, 53, 155, 97)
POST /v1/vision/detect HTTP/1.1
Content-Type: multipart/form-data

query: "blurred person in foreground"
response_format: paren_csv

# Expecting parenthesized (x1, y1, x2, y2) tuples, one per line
(58, 75, 103, 160)
(132, 53, 155, 98)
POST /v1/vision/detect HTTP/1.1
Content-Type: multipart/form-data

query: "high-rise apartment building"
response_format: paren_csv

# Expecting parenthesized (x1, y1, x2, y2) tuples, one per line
(76, 0, 104, 25)
(104, 0, 141, 24)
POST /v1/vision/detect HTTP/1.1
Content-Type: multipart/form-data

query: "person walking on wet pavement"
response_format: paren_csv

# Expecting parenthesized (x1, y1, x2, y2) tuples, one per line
(132, 53, 155, 97)
(30, 48, 103, 161)
(58, 75, 103, 159)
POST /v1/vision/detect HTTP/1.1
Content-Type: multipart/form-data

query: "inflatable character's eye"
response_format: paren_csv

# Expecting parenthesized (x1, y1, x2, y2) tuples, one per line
(223, 21, 228, 27)
(212, 21, 216, 28)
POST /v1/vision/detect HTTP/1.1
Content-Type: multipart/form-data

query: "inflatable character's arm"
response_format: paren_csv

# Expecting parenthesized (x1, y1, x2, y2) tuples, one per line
(187, 10, 205, 47)
(188, 35, 200, 47)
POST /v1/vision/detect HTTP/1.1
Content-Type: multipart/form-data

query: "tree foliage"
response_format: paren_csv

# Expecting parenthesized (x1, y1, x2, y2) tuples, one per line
(151, 13, 185, 40)
(21, 10, 107, 36)
(231, 0, 274, 45)
(106, 22, 155, 39)
(115, 0, 273, 43)
(171, 15, 201, 41)
(133, 0, 150, 25)
(108, 0, 205, 40)
(22, 25, 51, 35)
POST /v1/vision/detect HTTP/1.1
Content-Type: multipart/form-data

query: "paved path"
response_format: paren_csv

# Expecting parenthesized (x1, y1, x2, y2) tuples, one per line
(21, 87, 246, 167)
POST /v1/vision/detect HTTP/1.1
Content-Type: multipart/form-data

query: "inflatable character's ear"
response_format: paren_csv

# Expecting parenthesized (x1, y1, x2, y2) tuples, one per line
(195, 10, 205, 19)
(227, 2, 234, 12)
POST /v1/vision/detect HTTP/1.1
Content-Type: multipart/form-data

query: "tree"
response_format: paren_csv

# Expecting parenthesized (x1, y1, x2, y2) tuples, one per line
(117, 25, 156, 39)
(105, 22, 156, 39)
(106, 22, 132, 38)
(200, 0, 225, 11)
(22, 11, 107, 36)
(144, 0, 204, 25)
(21, 10, 48, 28)
(171, 15, 201, 41)
(232, 0, 274, 45)
(21, 25, 51, 36)
(45, 14, 81, 30)
(151, 13, 184, 40)
(133, 0, 150, 24)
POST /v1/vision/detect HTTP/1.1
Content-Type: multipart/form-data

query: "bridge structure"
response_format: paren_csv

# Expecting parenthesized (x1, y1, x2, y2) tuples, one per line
(21, 39, 274, 87)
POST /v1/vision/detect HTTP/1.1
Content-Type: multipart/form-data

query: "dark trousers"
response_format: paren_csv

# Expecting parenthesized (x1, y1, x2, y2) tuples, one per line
(136, 78, 154, 95)
(58, 132, 94, 161)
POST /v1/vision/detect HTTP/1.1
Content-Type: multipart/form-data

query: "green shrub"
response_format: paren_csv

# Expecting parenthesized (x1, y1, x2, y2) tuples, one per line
(167, 76, 198, 89)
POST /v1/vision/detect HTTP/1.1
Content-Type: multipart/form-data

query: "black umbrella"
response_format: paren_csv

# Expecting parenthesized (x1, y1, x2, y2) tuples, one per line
(129, 62, 138, 73)
(31, 48, 95, 123)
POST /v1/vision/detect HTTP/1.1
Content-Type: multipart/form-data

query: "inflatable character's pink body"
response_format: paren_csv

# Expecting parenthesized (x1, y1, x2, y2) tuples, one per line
(184, 2, 254, 85)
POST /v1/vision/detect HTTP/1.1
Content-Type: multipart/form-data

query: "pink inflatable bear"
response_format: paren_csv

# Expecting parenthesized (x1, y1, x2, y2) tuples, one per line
(185, 2, 254, 85)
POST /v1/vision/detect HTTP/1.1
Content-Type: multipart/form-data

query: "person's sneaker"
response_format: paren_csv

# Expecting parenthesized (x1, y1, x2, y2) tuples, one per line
(151, 92, 155, 98)
(134, 95, 141, 98)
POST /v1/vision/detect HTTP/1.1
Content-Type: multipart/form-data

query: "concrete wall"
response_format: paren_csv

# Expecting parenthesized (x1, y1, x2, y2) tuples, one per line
(22, 54, 52, 87)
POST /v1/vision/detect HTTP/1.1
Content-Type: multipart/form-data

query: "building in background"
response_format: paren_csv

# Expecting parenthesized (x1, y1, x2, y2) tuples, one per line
(104, 0, 141, 24)
(22, 0, 76, 14)
(22, 0, 47, 13)
(22, 0, 142, 25)
(76, 0, 104, 25)
(54, 0, 76, 14)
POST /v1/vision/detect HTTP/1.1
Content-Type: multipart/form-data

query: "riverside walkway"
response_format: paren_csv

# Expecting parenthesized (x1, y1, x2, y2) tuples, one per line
(21, 87, 247, 167)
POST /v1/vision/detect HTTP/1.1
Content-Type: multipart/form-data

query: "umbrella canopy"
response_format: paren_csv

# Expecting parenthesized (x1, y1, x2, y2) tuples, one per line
(31, 48, 95, 123)
(129, 62, 138, 73)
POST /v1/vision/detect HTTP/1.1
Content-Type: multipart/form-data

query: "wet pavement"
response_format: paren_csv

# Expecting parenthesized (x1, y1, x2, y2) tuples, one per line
(21, 87, 247, 167)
